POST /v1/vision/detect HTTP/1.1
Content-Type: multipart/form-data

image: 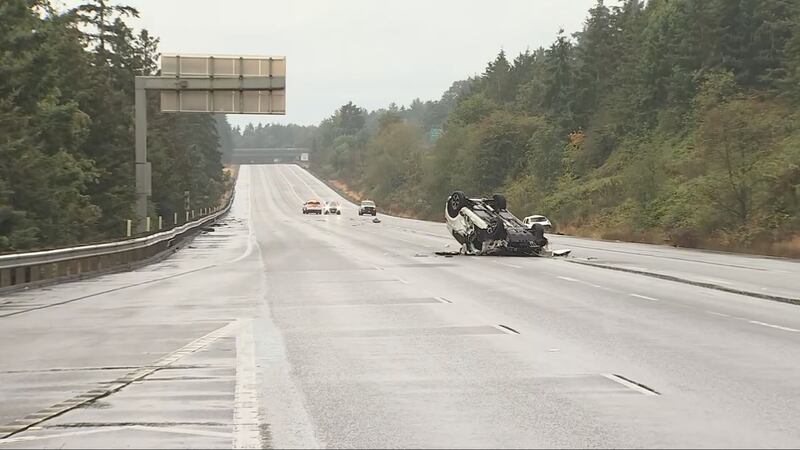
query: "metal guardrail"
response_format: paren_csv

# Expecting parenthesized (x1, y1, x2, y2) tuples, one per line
(0, 197, 234, 291)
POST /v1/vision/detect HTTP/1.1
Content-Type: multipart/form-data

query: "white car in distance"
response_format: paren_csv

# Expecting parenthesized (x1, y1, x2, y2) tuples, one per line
(522, 215, 552, 232)
(323, 200, 342, 215)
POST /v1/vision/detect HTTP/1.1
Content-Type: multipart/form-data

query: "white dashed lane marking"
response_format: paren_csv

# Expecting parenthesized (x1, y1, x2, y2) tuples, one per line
(496, 262, 523, 269)
(555, 275, 607, 290)
(629, 293, 659, 302)
(704, 311, 800, 334)
(747, 320, 800, 333)
(557, 276, 580, 283)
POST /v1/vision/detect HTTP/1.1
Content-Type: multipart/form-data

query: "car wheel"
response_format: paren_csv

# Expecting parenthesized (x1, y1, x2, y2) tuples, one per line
(372, 212, 376, 216)
(324, 211, 329, 215)
(337, 211, 341, 215)
(470, 237, 484, 253)
(447, 191, 468, 217)
(492, 194, 507, 211)
(486, 218, 506, 240)
(530, 223, 547, 246)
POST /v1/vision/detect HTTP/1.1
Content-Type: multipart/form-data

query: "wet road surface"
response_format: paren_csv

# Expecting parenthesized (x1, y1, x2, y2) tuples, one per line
(1, 164, 799, 448)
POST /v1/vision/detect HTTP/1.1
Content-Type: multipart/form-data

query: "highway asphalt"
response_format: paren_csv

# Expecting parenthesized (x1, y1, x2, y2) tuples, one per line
(0, 164, 798, 448)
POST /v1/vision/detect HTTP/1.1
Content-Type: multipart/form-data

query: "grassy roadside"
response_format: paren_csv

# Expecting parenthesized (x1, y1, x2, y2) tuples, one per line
(314, 171, 799, 259)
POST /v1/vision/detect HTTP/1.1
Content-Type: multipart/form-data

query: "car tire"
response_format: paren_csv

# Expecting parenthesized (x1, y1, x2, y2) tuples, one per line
(324, 211, 329, 215)
(492, 194, 507, 211)
(486, 218, 506, 240)
(337, 211, 341, 215)
(530, 223, 547, 246)
(372, 212, 376, 216)
(447, 191, 468, 217)
(470, 237, 484, 253)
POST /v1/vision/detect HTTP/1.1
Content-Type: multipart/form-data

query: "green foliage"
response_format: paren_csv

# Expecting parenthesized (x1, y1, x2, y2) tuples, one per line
(260, 0, 800, 253)
(0, 0, 227, 251)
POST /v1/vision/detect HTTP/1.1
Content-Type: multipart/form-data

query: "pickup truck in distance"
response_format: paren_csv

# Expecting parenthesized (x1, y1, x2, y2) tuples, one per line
(358, 200, 377, 216)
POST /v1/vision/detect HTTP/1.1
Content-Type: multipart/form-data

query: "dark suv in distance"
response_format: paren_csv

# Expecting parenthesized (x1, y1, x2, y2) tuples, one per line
(358, 200, 377, 216)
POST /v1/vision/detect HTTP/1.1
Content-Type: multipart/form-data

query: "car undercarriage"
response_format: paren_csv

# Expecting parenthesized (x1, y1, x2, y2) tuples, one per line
(444, 191, 569, 257)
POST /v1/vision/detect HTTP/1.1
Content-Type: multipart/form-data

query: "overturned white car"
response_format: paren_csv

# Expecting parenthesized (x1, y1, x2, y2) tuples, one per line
(445, 191, 567, 257)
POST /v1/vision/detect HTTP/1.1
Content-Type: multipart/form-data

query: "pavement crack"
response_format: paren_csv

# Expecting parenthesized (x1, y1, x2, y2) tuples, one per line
(0, 264, 217, 318)
(44, 421, 230, 429)
(0, 321, 238, 440)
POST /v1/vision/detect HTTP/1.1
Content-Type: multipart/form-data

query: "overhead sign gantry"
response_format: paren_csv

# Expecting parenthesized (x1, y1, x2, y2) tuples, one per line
(134, 54, 286, 232)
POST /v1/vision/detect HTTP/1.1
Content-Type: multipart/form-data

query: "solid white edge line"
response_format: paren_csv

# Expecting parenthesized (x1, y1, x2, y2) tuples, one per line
(233, 319, 262, 449)
(706, 310, 731, 318)
(229, 167, 256, 264)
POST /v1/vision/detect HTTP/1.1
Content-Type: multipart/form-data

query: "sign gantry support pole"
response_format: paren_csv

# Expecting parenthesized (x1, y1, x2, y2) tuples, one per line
(134, 77, 151, 234)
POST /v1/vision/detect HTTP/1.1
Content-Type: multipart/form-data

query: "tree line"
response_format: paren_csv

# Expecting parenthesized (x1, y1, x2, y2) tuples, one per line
(290, 0, 798, 255)
(0, 0, 231, 252)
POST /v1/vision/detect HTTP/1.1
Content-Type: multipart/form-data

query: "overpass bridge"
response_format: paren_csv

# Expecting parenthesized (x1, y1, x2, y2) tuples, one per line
(231, 148, 310, 165)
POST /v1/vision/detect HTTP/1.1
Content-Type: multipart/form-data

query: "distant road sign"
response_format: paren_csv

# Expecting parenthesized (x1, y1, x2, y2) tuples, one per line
(161, 55, 286, 77)
(158, 54, 286, 114)
(300, 153, 309, 162)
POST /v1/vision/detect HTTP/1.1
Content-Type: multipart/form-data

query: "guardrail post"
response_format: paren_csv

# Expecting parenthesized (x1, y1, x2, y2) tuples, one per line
(174, 212, 178, 226)
(192, 210, 195, 219)
(158, 216, 163, 230)
(126, 220, 132, 237)
(30, 265, 41, 282)
(146, 217, 151, 232)
(0, 268, 10, 288)
(186, 211, 190, 222)
(14, 267, 26, 284)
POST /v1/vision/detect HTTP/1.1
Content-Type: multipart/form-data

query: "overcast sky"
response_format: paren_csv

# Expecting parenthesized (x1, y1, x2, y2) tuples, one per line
(58, 0, 602, 127)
